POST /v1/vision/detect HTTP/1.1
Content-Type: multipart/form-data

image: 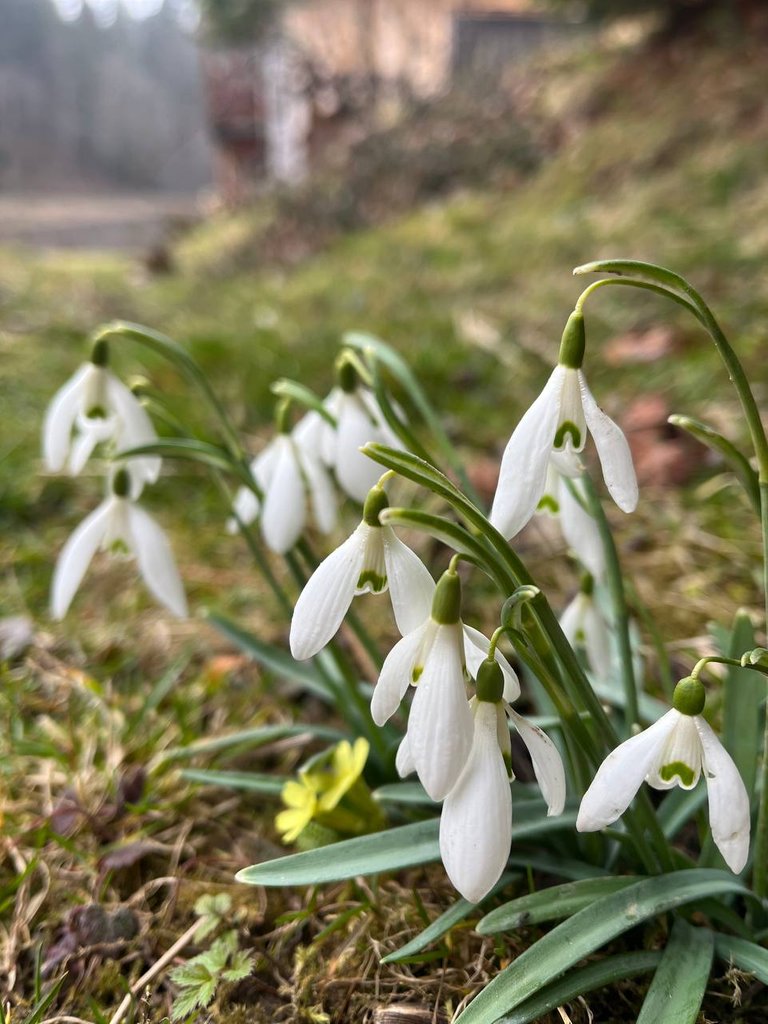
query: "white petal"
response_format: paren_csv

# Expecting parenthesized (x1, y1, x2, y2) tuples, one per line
(289, 527, 366, 660)
(490, 368, 564, 539)
(581, 599, 613, 681)
(261, 437, 306, 554)
(67, 417, 114, 475)
(381, 527, 435, 634)
(559, 593, 583, 647)
(462, 624, 521, 702)
(577, 710, 678, 831)
(252, 441, 281, 492)
(227, 486, 260, 533)
(318, 389, 343, 465)
(42, 363, 91, 472)
(579, 372, 638, 514)
(302, 454, 338, 535)
(696, 718, 751, 873)
(359, 387, 401, 449)
(647, 712, 702, 791)
(508, 708, 566, 816)
(127, 504, 187, 617)
(333, 393, 383, 502)
(408, 624, 472, 800)
(395, 733, 415, 778)
(559, 475, 606, 581)
(439, 701, 512, 902)
(356, 526, 387, 594)
(370, 621, 431, 726)
(107, 375, 161, 486)
(50, 497, 114, 619)
(292, 409, 326, 458)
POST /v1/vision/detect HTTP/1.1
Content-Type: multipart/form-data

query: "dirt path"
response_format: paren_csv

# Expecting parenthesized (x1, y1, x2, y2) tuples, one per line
(0, 193, 202, 251)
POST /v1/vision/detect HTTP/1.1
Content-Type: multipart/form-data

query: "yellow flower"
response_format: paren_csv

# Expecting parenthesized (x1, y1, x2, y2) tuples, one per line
(275, 771, 321, 844)
(318, 738, 370, 812)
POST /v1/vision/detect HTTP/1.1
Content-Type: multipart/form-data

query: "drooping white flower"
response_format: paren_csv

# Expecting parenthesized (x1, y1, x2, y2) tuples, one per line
(438, 659, 566, 902)
(43, 344, 160, 496)
(290, 485, 434, 660)
(318, 376, 401, 503)
(577, 678, 750, 873)
(490, 310, 637, 540)
(228, 410, 337, 555)
(538, 453, 605, 581)
(50, 469, 187, 620)
(560, 585, 613, 681)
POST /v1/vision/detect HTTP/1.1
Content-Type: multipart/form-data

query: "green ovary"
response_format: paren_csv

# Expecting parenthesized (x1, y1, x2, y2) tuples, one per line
(660, 760, 696, 787)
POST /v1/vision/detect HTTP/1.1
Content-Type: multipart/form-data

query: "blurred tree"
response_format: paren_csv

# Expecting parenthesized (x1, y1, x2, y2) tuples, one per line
(549, 0, 759, 33)
(198, 0, 287, 44)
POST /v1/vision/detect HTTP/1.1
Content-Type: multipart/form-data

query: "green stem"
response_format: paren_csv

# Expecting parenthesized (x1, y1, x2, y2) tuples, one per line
(579, 474, 639, 735)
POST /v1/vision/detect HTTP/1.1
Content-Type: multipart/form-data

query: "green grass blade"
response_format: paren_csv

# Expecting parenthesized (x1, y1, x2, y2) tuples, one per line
(636, 917, 714, 1024)
(237, 808, 577, 887)
(456, 870, 747, 1023)
(495, 951, 662, 1024)
(714, 932, 768, 984)
(381, 873, 520, 965)
(161, 723, 344, 763)
(477, 876, 641, 935)
(206, 612, 336, 701)
(373, 782, 433, 806)
(181, 769, 287, 795)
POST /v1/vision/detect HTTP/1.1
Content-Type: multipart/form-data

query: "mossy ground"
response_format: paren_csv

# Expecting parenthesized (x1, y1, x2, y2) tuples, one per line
(2, 21, 768, 1023)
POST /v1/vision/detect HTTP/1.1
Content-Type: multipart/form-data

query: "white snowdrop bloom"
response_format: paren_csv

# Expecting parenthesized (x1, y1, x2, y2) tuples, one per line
(227, 410, 337, 554)
(319, 371, 401, 502)
(560, 585, 613, 682)
(538, 452, 605, 581)
(438, 660, 566, 902)
(490, 310, 637, 541)
(43, 343, 160, 496)
(290, 485, 434, 660)
(577, 678, 750, 873)
(50, 469, 187, 620)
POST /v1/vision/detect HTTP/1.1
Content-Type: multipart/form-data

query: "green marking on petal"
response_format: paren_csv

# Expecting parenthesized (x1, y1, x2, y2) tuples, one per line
(412, 665, 423, 683)
(554, 421, 581, 450)
(357, 570, 387, 593)
(537, 494, 560, 514)
(85, 405, 108, 419)
(109, 539, 130, 557)
(660, 761, 696, 787)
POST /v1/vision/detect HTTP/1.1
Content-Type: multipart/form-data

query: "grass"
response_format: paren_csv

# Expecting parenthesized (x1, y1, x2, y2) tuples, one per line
(2, 22, 768, 1022)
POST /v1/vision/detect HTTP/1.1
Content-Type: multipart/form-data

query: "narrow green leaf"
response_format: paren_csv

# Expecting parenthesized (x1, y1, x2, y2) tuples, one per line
(637, 918, 714, 1024)
(495, 952, 661, 1024)
(181, 769, 287, 795)
(505, 852, 609, 881)
(591, 681, 669, 724)
(659, 786, 707, 839)
(271, 379, 336, 425)
(382, 873, 519, 964)
(206, 612, 336, 702)
(477, 876, 641, 935)
(237, 809, 577, 887)
(373, 782, 433, 806)
(720, 610, 762, 795)
(668, 415, 760, 512)
(161, 723, 343, 763)
(456, 870, 748, 1023)
(714, 932, 768, 984)
(117, 437, 251, 484)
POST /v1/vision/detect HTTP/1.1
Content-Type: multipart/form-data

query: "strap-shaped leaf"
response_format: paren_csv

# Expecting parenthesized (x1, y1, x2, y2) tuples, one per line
(495, 951, 661, 1024)
(477, 876, 641, 935)
(116, 437, 253, 486)
(456, 870, 747, 1023)
(271, 378, 336, 425)
(237, 808, 578, 887)
(161, 723, 343, 763)
(658, 786, 707, 839)
(717, 610, 763, 795)
(373, 782, 433, 806)
(636, 918, 713, 1024)
(381, 873, 520, 964)
(181, 769, 287, 795)
(669, 415, 760, 512)
(714, 932, 768, 984)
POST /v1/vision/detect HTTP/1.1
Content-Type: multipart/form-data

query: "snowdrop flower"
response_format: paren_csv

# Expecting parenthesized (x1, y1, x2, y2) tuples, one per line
(228, 408, 336, 554)
(50, 468, 187, 620)
(42, 340, 160, 496)
(560, 576, 612, 681)
(490, 310, 638, 540)
(439, 659, 566, 902)
(318, 360, 401, 502)
(290, 485, 434, 660)
(538, 453, 605, 581)
(578, 677, 750, 873)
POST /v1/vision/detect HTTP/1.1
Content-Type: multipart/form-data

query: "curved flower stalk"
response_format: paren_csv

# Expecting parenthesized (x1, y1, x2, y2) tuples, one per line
(559, 577, 613, 682)
(490, 310, 637, 540)
(289, 484, 435, 660)
(539, 454, 605, 582)
(438, 659, 566, 902)
(42, 341, 160, 496)
(318, 359, 402, 502)
(578, 677, 750, 873)
(227, 409, 337, 554)
(50, 468, 187, 620)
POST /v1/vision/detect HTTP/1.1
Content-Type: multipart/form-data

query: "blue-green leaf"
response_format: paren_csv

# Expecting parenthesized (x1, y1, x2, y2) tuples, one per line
(636, 917, 713, 1024)
(181, 769, 287, 795)
(477, 876, 641, 934)
(161, 723, 343, 763)
(714, 932, 768, 984)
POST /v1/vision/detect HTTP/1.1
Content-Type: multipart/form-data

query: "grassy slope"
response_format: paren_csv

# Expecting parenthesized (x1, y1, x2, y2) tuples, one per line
(2, 26, 768, 1022)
